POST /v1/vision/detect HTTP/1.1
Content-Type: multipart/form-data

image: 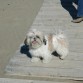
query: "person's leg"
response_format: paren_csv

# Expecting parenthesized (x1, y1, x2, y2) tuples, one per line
(72, 0, 83, 23)
(77, 0, 83, 17)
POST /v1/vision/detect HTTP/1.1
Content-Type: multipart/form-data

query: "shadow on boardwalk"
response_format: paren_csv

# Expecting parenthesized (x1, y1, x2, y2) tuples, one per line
(60, 0, 78, 19)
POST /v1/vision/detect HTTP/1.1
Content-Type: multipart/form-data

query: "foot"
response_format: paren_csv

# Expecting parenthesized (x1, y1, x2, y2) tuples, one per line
(59, 56, 65, 60)
(31, 57, 40, 63)
(71, 17, 83, 23)
(42, 56, 52, 63)
(42, 59, 51, 63)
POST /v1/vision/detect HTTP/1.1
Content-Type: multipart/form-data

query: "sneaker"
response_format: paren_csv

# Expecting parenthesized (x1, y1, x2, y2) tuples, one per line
(71, 17, 83, 23)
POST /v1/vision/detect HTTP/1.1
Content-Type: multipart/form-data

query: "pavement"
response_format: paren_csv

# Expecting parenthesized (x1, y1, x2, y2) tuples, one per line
(0, 0, 83, 83)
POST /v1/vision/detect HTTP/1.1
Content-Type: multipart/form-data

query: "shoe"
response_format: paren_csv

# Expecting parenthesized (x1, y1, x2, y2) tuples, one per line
(71, 17, 83, 23)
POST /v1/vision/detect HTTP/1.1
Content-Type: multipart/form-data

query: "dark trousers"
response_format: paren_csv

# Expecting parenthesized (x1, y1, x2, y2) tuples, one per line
(77, 0, 83, 17)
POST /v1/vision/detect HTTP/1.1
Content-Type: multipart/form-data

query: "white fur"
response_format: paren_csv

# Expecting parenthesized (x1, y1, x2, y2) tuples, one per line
(25, 29, 69, 63)
(30, 39, 52, 63)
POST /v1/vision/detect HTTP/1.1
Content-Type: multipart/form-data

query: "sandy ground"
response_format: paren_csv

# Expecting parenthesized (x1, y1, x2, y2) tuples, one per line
(0, 0, 43, 77)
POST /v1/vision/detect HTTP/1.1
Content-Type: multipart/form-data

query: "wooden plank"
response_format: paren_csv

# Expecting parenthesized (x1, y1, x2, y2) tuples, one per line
(0, 78, 59, 83)
(6, 65, 83, 78)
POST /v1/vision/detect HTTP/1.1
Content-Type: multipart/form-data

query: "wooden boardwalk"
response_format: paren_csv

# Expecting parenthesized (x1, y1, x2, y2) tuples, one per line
(5, 0, 83, 81)
(0, 78, 59, 83)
